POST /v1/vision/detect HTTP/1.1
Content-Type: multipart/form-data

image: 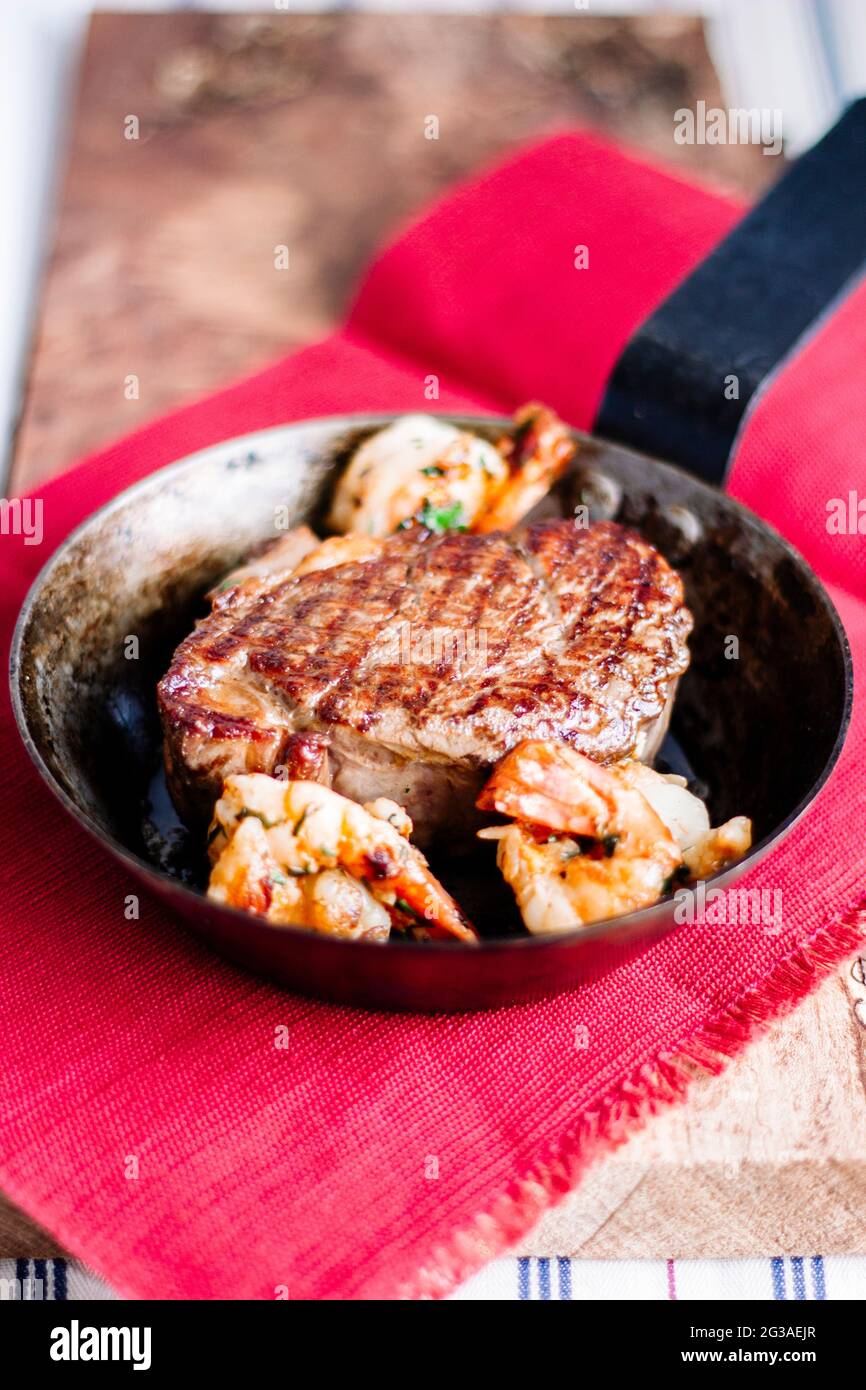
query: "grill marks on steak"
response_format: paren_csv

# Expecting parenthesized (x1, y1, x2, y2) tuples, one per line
(524, 523, 686, 745)
(158, 520, 693, 840)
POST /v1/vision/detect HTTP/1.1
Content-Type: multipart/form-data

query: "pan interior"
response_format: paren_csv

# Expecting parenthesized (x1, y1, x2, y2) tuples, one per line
(13, 417, 849, 943)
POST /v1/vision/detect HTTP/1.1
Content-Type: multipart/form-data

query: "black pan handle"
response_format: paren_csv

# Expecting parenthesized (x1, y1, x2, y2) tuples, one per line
(595, 98, 866, 487)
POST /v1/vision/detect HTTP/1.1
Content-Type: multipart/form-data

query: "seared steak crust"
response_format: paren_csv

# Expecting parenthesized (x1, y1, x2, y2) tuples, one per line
(158, 521, 692, 842)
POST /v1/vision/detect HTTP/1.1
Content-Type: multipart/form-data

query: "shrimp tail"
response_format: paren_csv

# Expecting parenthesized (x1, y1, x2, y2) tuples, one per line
(344, 842, 477, 943)
(477, 739, 614, 837)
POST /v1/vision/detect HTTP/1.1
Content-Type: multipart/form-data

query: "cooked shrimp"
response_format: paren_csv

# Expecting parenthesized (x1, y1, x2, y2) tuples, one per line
(208, 774, 477, 942)
(326, 415, 506, 537)
(209, 531, 385, 608)
(363, 797, 413, 839)
(477, 741, 751, 934)
(477, 738, 619, 838)
(614, 760, 709, 850)
(477, 741, 682, 933)
(616, 763, 752, 877)
(474, 403, 576, 533)
(209, 816, 391, 941)
(292, 533, 383, 576)
(683, 816, 753, 880)
(326, 404, 575, 538)
(208, 525, 320, 598)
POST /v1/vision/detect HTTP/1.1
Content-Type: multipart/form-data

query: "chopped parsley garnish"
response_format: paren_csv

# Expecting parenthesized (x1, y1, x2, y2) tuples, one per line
(420, 464, 446, 477)
(395, 896, 428, 925)
(417, 499, 466, 534)
(567, 834, 619, 861)
(237, 808, 281, 829)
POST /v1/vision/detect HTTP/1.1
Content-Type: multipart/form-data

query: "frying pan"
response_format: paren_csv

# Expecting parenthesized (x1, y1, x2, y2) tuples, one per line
(10, 411, 851, 1010)
(10, 106, 861, 1012)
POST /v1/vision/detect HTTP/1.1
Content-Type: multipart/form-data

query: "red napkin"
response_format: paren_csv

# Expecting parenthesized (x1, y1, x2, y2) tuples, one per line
(2, 133, 864, 1300)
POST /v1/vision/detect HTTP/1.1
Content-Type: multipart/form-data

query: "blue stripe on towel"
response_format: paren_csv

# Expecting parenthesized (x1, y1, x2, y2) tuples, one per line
(811, 1256, 826, 1301)
(53, 1259, 67, 1301)
(790, 1257, 806, 1300)
(517, 1257, 530, 1300)
(537, 1258, 551, 1301)
(558, 1257, 571, 1301)
(771, 1257, 786, 1300)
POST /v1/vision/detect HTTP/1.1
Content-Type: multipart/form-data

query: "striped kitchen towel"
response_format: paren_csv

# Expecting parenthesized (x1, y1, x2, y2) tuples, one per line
(3, 1256, 864, 1301)
(454, 1256, 866, 1301)
(0, 1258, 118, 1301)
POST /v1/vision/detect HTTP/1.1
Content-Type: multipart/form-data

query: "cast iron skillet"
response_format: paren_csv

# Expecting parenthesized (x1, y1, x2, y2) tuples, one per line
(10, 414, 852, 1010)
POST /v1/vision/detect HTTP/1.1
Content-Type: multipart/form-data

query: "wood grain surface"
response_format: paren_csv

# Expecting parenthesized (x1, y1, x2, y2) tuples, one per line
(6, 12, 865, 1273)
(13, 10, 772, 489)
(518, 963, 866, 1259)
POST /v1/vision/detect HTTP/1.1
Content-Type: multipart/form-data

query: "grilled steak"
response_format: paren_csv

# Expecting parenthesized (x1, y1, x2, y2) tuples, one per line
(158, 520, 693, 847)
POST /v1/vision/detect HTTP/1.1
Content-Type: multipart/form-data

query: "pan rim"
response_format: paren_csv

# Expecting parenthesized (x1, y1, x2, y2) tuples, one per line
(9, 411, 855, 959)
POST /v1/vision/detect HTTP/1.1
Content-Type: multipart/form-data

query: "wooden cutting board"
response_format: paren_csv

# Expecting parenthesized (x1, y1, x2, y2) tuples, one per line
(6, 11, 865, 1266)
